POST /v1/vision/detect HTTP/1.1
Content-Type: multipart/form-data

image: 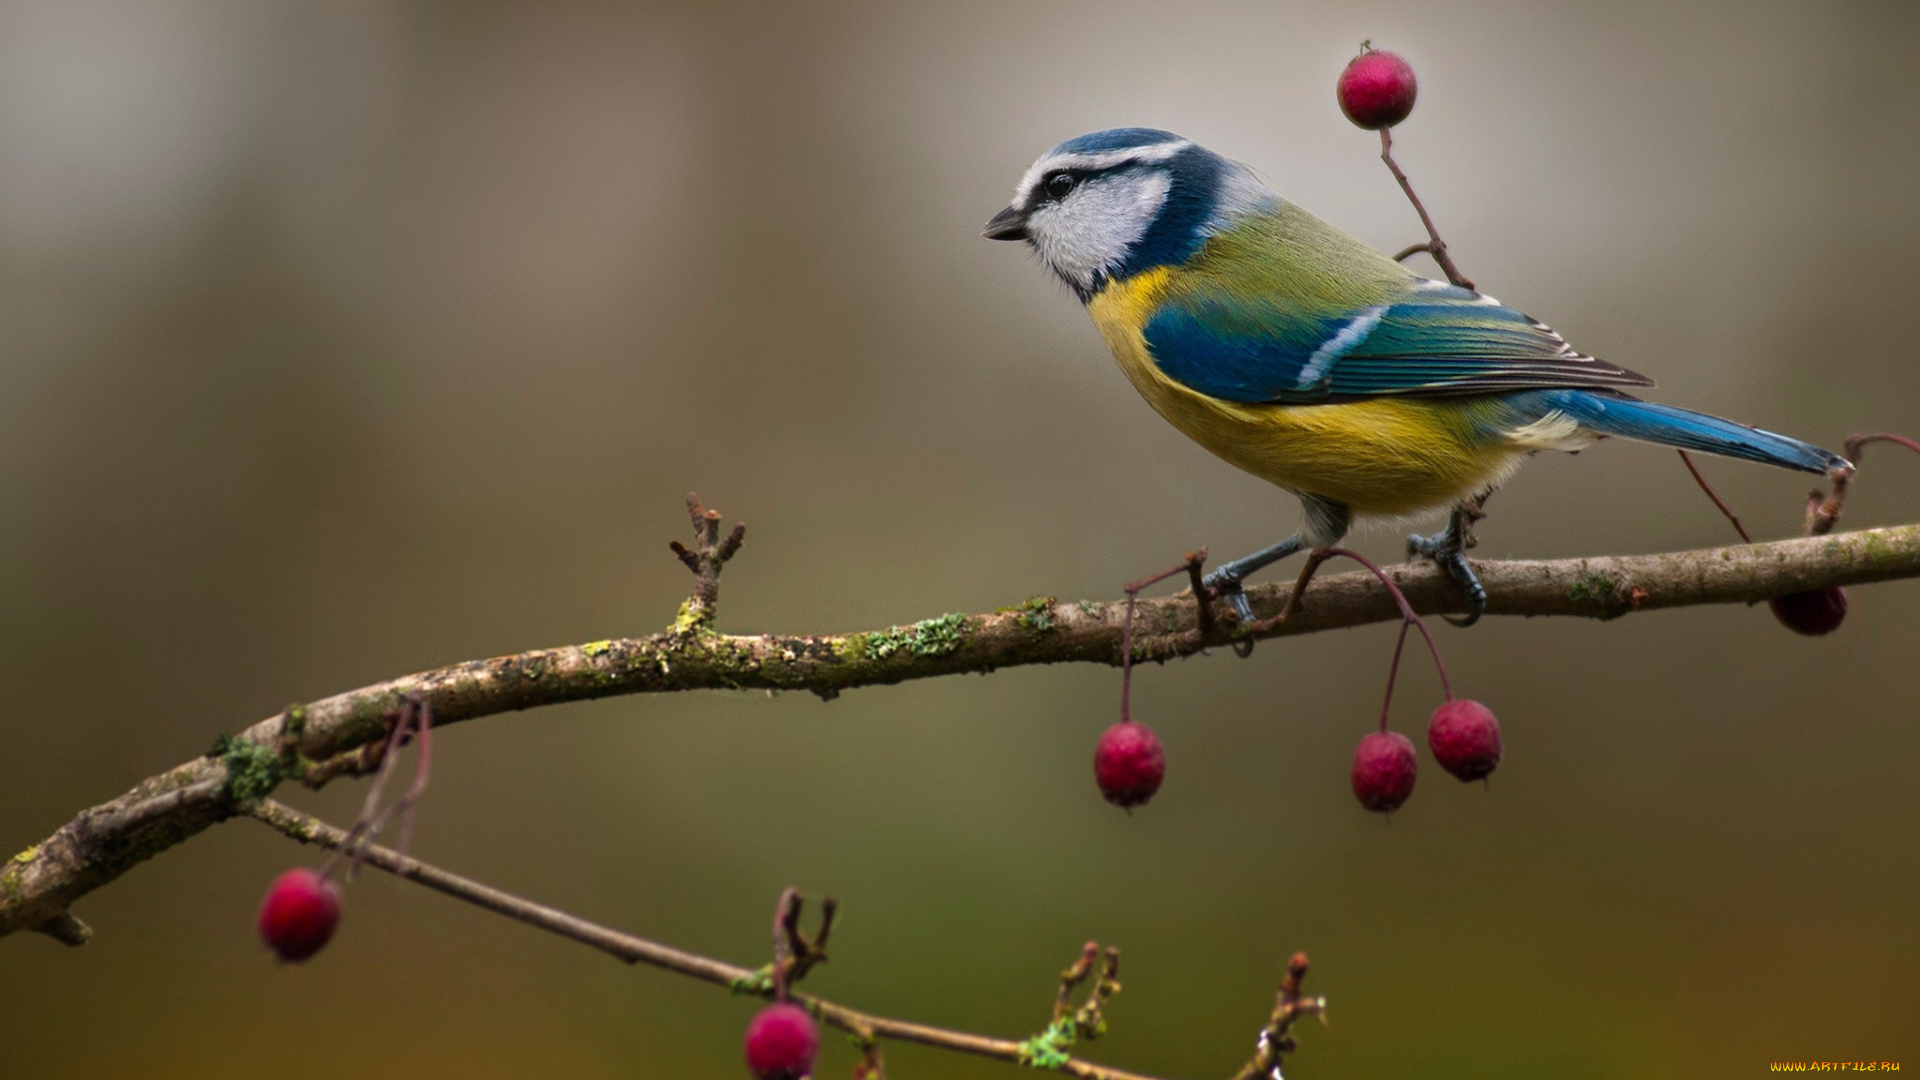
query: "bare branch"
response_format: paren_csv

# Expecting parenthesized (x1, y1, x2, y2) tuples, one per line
(6, 522, 1919, 940)
(245, 799, 1172, 1080)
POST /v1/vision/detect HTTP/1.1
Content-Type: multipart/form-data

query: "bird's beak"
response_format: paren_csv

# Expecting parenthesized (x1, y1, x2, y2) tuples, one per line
(982, 205, 1028, 241)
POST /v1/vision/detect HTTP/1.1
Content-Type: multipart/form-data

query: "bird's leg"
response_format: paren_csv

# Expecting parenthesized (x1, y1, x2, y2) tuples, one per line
(1406, 494, 1489, 627)
(1202, 534, 1306, 623)
(1202, 497, 1350, 626)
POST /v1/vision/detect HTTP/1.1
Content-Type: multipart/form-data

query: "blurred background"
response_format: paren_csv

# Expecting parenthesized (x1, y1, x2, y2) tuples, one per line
(2, 1, 1916, 1076)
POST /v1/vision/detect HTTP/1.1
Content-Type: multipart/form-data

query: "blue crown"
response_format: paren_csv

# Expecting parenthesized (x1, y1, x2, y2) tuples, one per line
(1049, 127, 1186, 156)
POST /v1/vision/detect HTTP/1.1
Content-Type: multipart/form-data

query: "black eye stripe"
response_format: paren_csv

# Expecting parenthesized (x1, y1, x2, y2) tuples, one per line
(1032, 162, 1150, 205)
(1040, 169, 1082, 201)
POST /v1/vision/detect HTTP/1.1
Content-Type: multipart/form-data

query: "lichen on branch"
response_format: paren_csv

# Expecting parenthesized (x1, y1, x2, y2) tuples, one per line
(5, 517, 1920, 943)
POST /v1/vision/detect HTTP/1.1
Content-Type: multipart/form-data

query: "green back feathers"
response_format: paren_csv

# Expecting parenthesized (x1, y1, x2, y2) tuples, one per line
(1138, 203, 1653, 404)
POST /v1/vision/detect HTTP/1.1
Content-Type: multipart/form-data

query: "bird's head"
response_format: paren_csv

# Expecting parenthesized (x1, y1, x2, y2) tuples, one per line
(984, 128, 1275, 300)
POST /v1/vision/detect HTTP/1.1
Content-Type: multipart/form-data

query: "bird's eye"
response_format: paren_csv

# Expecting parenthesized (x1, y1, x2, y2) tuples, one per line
(1045, 171, 1077, 200)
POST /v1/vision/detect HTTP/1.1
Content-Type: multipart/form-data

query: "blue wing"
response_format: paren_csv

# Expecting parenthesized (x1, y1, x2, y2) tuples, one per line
(1142, 281, 1654, 404)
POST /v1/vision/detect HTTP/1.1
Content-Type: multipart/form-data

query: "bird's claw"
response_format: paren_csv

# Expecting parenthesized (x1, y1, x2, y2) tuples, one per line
(1407, 526, 1486, 627)
(1202, 568, 1258, 624)
(1438, 552, 1486, 627)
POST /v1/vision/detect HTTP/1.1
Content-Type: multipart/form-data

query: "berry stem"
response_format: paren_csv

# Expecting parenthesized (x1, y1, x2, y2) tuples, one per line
(1118, 554, 1209, 723)
(319, 698, 432, 883)
(347, 700, 434, 879)
(1846, 432, 1920, 461)
(1377, 621, 1410, 733)
(1319, 547, 1453, 700)
(1378, 126, 1473, 290)
(1678, 450, 1753, 543)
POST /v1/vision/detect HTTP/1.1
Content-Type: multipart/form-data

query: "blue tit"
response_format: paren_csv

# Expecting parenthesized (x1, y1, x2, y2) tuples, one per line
(983, 128, 1849, 625)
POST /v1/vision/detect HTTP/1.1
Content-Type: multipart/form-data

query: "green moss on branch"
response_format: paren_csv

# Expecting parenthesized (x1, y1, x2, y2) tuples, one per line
(6, 523, 1920, 941)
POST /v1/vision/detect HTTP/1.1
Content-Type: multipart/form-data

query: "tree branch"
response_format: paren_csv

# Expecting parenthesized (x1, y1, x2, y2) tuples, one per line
(244, 799, 1178, 1080)
(6, 522, 1919, 941)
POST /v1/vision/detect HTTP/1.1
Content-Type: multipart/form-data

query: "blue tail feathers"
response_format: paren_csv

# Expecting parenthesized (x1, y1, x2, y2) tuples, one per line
(1515, 389, 1849, 475)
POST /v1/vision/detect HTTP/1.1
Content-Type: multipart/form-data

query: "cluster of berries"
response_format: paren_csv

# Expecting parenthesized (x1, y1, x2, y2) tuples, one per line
(1351, 698, 1500, 814)
(1095, 654, 1502, 818)
(1091, 548, 1502, 817)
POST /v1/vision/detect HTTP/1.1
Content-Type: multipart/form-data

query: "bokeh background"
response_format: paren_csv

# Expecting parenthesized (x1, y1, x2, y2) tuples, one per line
(3, 1, 1916, 1077)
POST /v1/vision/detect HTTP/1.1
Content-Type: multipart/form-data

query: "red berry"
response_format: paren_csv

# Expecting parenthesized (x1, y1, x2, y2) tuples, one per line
(257, 868, 341, 962)
(1769, 587, 1847, 636)
(1093, 720, 1165, 809)
(744, 1003, 819, 1080)
(1337, 48, 1418, 130)
(1427, 699, 1502, 783)
(1351, 731, 1417, 814)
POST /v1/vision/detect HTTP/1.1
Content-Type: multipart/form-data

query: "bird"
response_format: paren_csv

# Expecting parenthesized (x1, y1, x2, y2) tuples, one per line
(983, 127, 1850, 626)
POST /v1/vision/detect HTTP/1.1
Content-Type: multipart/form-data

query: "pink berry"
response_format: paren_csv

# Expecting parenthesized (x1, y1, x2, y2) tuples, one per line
(744, 1003, 819, 1080)
(1093, 720, 1165, 809)
(1337, 47, 1418, 130)
(1351, 731, 1417, 814)
(1769, 587, 1847, 636)
(1427, 699, 1502, 783)
(257, 868, 341, 962)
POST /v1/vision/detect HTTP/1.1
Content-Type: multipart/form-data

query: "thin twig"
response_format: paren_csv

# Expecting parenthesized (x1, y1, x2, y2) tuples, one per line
(1809, 433, 1920, 535)
(1054, 941, 1101, 1024)
(770, 888, 835, 993)
(1379, 126, 1473, 289)
(1073, 947, 1123, 1038)
(245, 799, 1172, 1080)
(671, 492, 748, 630)
(1229, 952, 1327, 1080)
(1184, 549, 1215, 638)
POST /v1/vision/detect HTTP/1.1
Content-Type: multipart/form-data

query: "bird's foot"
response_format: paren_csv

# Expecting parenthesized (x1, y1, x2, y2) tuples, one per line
(1201, 567, 1258, 624)
(1201, 534, 1308, 626)
(1406, 523, 1486, 628)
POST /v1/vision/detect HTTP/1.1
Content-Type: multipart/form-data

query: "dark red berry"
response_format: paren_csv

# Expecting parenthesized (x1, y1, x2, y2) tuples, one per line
(744, 1003, 819, 1080)
(1769, 587, 1847, 636)
(257, 868, 341, 962)
(1094, 720, 1165, 809)
(1337, 48, 1418, 130)
(1351, 731, 1417, 813)
(1427, 699, 1502, 783)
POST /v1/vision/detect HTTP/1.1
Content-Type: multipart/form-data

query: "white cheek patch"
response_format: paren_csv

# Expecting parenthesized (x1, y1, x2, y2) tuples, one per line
(1028, 171, 1171, 293)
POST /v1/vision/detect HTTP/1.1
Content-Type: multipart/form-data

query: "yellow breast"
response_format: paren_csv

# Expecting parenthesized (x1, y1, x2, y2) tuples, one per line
(1084, 269, 1526, 517)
